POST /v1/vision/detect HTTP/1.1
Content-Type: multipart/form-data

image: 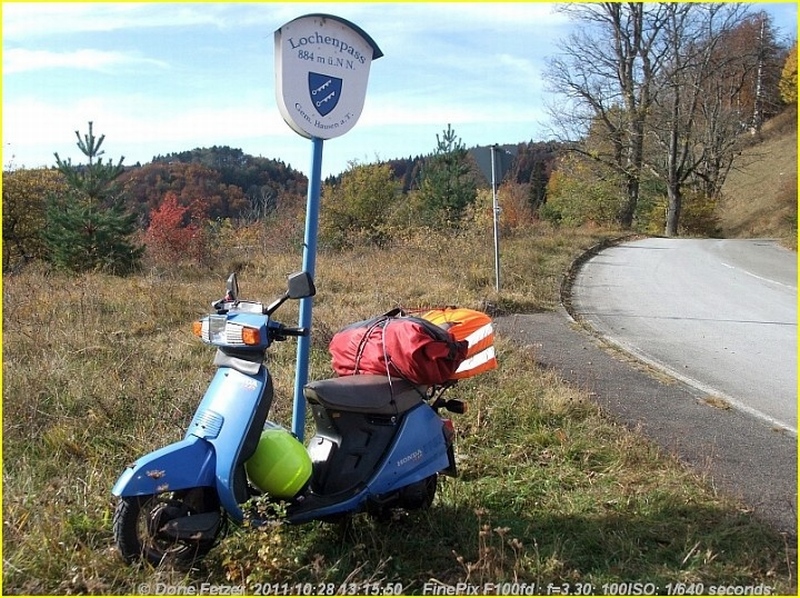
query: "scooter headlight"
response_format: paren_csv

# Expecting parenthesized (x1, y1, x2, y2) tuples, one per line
(193, 315, 262, 347)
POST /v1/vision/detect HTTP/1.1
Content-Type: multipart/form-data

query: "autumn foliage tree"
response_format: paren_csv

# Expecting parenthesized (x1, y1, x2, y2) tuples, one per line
(2, 167, 68, 271)
(144, 191, 206, 264)
(495, 182, 537, 232)
(320, 162, 400, 249)
(719, 12, 786, 130)
(117, 146, 307, 228)
(779, 42, 798, 104)
(547, 4, 788, 236)
(118, 161, 248, 223)
(542, 153, 625, 227)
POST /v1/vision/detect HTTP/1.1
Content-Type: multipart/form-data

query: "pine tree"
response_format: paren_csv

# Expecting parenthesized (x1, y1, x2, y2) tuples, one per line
(43, 122, 143, 275)
(417, 124, 478, 227)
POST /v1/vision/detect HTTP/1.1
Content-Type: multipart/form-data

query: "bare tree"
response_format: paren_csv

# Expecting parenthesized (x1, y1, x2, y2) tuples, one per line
(241, 184, 277, 224)
(691, 13, 779, 200)
(546, 3, 671, 228)
(546, 2, 779, 236)
(646, 4, 750, 236)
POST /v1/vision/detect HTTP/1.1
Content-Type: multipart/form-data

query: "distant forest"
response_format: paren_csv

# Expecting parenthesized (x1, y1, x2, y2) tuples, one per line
(115, 142, 566, 226)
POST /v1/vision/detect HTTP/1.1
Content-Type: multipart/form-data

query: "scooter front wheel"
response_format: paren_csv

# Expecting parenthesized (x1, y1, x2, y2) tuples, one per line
(113, 488, 224, 567)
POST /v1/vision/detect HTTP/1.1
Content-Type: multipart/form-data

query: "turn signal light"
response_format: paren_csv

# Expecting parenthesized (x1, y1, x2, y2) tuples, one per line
(241, 327, 260, 346)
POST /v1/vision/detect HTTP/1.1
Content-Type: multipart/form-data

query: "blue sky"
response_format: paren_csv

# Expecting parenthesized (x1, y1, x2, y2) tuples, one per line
(3, 2, 797, 178)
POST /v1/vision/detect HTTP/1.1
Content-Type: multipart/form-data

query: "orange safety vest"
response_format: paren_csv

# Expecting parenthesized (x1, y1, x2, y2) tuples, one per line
(420, 308, 497, 380)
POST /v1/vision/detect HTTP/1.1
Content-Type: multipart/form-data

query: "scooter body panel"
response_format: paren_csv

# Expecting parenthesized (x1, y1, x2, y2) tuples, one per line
(112, 363, 272, 524)
(366, 402, 449, 495)
(187, 364, 273, 521)
(288, 402, 449, 523)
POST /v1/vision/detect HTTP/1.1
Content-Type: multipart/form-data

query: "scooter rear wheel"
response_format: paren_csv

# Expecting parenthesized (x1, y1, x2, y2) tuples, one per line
(113, 488, 223, 567)
(368, 473, 439, 521)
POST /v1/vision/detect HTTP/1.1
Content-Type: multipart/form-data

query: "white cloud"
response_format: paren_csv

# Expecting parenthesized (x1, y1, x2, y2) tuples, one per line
(322, 2, 567, 34)
(1, 3, 246, 40)
(2, 93, 296, 168)
(495, 53, 540, 80)
(359, 90, 544, 129)
(2, 3, 570, 43)
(3, 48, 168, 74)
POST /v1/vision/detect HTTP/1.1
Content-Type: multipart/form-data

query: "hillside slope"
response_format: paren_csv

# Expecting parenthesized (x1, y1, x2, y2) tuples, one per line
(718, 106, 798, 248)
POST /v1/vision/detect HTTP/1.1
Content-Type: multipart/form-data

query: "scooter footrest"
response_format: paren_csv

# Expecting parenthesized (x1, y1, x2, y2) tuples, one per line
(160, 512, 222, 541)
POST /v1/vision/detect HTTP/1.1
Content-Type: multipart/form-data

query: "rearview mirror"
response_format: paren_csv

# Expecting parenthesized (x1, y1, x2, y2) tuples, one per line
(226, 273, 239, 302)
(287, 271, 315, 300)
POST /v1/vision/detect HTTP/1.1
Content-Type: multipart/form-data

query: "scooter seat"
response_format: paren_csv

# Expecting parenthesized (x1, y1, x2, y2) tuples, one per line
(304, 375, 426, 416)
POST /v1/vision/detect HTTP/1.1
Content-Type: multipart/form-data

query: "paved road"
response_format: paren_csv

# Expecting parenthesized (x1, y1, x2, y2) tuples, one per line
(571, 238, 797, 435)
(494, 237, 797, 535)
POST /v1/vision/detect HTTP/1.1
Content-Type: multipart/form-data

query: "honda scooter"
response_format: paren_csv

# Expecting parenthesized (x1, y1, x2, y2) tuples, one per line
(112, 271, 464, 566)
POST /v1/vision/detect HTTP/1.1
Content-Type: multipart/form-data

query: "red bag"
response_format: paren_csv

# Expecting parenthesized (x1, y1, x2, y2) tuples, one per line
(329, 310, 468, 385)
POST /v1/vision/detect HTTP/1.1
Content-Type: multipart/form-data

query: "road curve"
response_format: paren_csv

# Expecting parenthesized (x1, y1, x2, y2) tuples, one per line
(572, 238, 797, 435)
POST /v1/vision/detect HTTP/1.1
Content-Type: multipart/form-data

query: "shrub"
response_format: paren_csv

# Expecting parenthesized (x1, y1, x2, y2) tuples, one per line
(144, 191, 206, 264)
(543, 164, 624, 227)
(640, 192, 720, 237)
(2, 167, 68, 271)
(319, 163, 399, 250)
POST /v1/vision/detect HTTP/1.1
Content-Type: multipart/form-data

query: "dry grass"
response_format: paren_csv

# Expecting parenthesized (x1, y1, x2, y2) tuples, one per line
(3, 108, 797, 590)
(718, 106, 798, 248)
(2, 222, 795, 594)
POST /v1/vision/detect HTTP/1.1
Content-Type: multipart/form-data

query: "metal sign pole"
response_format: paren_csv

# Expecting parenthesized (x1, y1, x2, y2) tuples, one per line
(491, 144, 501, 292)
(275, 14, 382, 440)
(292, 137, 324, 440)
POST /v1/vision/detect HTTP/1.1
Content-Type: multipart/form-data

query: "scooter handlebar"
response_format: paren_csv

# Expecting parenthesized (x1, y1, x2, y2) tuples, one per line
(281, 326, 309, 337)
(270, 323, 309, 341)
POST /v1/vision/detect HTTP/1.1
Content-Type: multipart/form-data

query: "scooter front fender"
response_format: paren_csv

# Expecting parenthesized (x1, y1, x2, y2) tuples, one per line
(112, 436, 216, 497)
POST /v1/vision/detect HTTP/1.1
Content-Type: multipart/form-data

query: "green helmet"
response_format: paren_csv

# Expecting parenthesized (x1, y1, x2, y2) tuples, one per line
(245, 423, 312, 499)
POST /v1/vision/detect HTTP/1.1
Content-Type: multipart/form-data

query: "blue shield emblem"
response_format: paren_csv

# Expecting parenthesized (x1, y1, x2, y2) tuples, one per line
(308, 72, 342, 117)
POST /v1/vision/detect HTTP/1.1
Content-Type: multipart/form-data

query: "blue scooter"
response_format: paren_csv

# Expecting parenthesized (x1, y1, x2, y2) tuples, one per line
(112, 271, 464, 566)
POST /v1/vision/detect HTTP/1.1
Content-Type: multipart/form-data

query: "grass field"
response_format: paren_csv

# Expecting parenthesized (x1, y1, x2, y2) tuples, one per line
(2, 213, 796, 594)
